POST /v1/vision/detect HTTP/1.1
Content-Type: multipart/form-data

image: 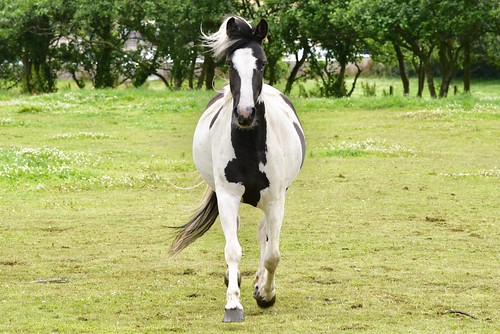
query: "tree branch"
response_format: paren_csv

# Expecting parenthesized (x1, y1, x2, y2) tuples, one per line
(445, 309, 477, 319)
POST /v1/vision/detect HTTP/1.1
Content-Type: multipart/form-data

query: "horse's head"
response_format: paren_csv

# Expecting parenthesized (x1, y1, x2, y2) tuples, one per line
(202, 16, 268, 128)
(225, 18, 268, 128)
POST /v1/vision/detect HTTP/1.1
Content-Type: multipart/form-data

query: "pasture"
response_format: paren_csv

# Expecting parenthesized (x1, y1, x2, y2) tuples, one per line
(0, 79, 499, 333)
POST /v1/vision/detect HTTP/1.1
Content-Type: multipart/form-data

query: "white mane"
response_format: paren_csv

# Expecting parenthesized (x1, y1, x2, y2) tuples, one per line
(201, 16, 253, 61)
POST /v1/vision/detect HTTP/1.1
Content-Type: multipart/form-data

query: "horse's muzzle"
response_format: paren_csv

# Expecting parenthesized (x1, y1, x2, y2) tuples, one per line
(234, 106, 256, 128)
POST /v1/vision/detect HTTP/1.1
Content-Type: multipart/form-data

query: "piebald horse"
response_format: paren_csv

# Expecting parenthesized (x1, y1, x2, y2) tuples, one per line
(170, 16, 305, 322)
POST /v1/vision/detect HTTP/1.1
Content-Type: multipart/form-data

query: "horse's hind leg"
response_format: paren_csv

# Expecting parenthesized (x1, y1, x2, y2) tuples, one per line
(254, 198, 285, 308)
(217, 192, 245, 322)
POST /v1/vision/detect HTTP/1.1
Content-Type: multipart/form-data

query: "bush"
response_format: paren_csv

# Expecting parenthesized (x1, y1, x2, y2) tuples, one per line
(361, 81, 376, 96)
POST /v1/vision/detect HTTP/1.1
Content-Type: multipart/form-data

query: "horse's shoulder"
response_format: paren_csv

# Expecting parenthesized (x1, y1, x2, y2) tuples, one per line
(262, 85, 294, 107)
(206, 91, 225, 109)
(261, 85, 301, 122)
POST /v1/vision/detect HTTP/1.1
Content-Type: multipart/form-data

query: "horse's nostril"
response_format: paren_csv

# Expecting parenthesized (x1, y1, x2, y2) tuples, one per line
(251, 107, 256, 117)
(237, 114, 254, 127)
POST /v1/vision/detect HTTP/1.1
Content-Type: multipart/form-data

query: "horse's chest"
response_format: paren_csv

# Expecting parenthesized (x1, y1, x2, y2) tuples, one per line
(224, 127, 269, 207)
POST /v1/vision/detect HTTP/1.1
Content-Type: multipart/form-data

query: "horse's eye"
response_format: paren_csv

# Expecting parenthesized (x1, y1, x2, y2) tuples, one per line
(227, 60, 234, 69)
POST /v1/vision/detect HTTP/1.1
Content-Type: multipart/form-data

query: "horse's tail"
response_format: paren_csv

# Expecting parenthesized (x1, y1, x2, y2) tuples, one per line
(169, 188, 219, 255)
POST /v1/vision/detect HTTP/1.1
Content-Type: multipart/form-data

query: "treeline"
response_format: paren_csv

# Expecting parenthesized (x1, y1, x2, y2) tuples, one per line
(0, 0, 498, 97)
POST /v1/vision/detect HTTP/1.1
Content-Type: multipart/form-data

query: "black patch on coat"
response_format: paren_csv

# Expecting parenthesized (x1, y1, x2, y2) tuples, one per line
(206, 92, 224, 109)
(293, 122, 306, 168)
(280, 93, 306, 168)
(280, 93, 299, 119)
(207, 92, 224, 129)
(209, 108, 222, 129)
(225, 101, 269, 207)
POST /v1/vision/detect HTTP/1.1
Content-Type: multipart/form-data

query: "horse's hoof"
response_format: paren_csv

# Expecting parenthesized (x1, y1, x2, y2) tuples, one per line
(255, 294, 276, 308)
(253, 287, 276, 308)
(223, 308, 245, 323)
(224, 270, 241, 287)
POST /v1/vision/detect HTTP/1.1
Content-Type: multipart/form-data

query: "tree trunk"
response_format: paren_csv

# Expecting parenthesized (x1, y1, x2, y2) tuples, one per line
(406, 40, 437, 98)
(21, 54, 32, 94)
(463, 40, 471, 93)
(424, 59, 437, 98)
(284, 46, 309, 95)
(171, 57, 184, 90)
(414, 60, 425, 98)
(266, 57, 278, 86)
(438, 39, 460, 98)
(204, 56, 215, 90)
(153, 72, 171, 90)
(71, 71, 85, 89)
(188, 50, 198, 90)
(20, 14, 55, 94)
(347, 63, 362, 97)
(197, 58, 206, 89)
(174, 77, 183, 90)
(393, 42, 409, 96)
(336, 63, 347, 97)
(94, 45, 114, 88)
(438, 41, 450, 97)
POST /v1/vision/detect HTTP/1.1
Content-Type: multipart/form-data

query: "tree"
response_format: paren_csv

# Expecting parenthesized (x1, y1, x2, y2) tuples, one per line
(66, 0, 131, 88)
(0, 0, 60, 94)
(348, 0, 411, 95)
(122, 0, 238, 90)
(363, 0, 438, 97)
(350, 0, 438, 97)
(459, 0, 499, 93)
(2, 0, 498, 94)
(350, 0, 499, 98)
(429, 0, 498, 96)
(301, 0, 365, 97)
(261, 0, 314, 94)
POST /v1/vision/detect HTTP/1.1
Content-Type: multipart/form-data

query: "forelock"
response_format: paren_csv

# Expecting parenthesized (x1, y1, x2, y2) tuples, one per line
(201, 16, 262, 61)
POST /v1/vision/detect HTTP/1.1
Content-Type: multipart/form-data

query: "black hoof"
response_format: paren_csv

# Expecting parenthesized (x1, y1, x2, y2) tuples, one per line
(224, 270, 241, 288)
(253, 286, 276, 308)
(223, 308, 245, 323)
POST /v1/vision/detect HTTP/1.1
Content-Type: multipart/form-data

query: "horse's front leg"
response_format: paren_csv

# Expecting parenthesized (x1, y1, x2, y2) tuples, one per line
(254, 216, 266, 289)
(254, 197, 285, 308)
(217, 191, 245, 322)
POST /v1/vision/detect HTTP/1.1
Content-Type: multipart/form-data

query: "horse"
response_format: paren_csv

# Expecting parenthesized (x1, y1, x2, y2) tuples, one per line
(169, 16, 306, 323)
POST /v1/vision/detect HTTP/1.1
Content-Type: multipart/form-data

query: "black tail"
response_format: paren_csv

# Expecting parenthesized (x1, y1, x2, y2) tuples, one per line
(169, 189, 219, 255)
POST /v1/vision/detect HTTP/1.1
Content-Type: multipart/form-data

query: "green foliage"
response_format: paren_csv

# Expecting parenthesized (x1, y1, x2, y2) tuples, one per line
(348, 0, 500, 97)
(17, 105, 43, 114)
(0, 0, 499, 95)
(0, 62, 22, 90)
(0, 0, 58, 94)
(361, 81, 376, 97)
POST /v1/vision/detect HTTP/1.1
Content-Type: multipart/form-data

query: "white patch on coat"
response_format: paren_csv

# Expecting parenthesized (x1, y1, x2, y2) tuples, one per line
(232, 48, 257, 109)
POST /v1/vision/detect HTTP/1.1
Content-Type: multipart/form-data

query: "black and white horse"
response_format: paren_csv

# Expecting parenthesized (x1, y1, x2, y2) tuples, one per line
(170, 16, 305, 322)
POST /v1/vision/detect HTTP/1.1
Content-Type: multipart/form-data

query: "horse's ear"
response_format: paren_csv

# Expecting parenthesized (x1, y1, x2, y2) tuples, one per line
(226, 17, 239, 37)
(254, 19, 268, 43)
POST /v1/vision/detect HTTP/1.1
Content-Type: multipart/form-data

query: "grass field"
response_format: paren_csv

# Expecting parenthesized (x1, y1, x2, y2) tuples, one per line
(0, 79, 499, 333)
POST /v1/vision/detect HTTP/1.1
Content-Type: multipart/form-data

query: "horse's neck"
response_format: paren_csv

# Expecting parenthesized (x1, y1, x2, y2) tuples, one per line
(230, 101, 267, 163)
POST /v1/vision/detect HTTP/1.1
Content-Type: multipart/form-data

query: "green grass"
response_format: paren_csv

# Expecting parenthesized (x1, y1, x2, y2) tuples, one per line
(0, 79, 499, 333)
